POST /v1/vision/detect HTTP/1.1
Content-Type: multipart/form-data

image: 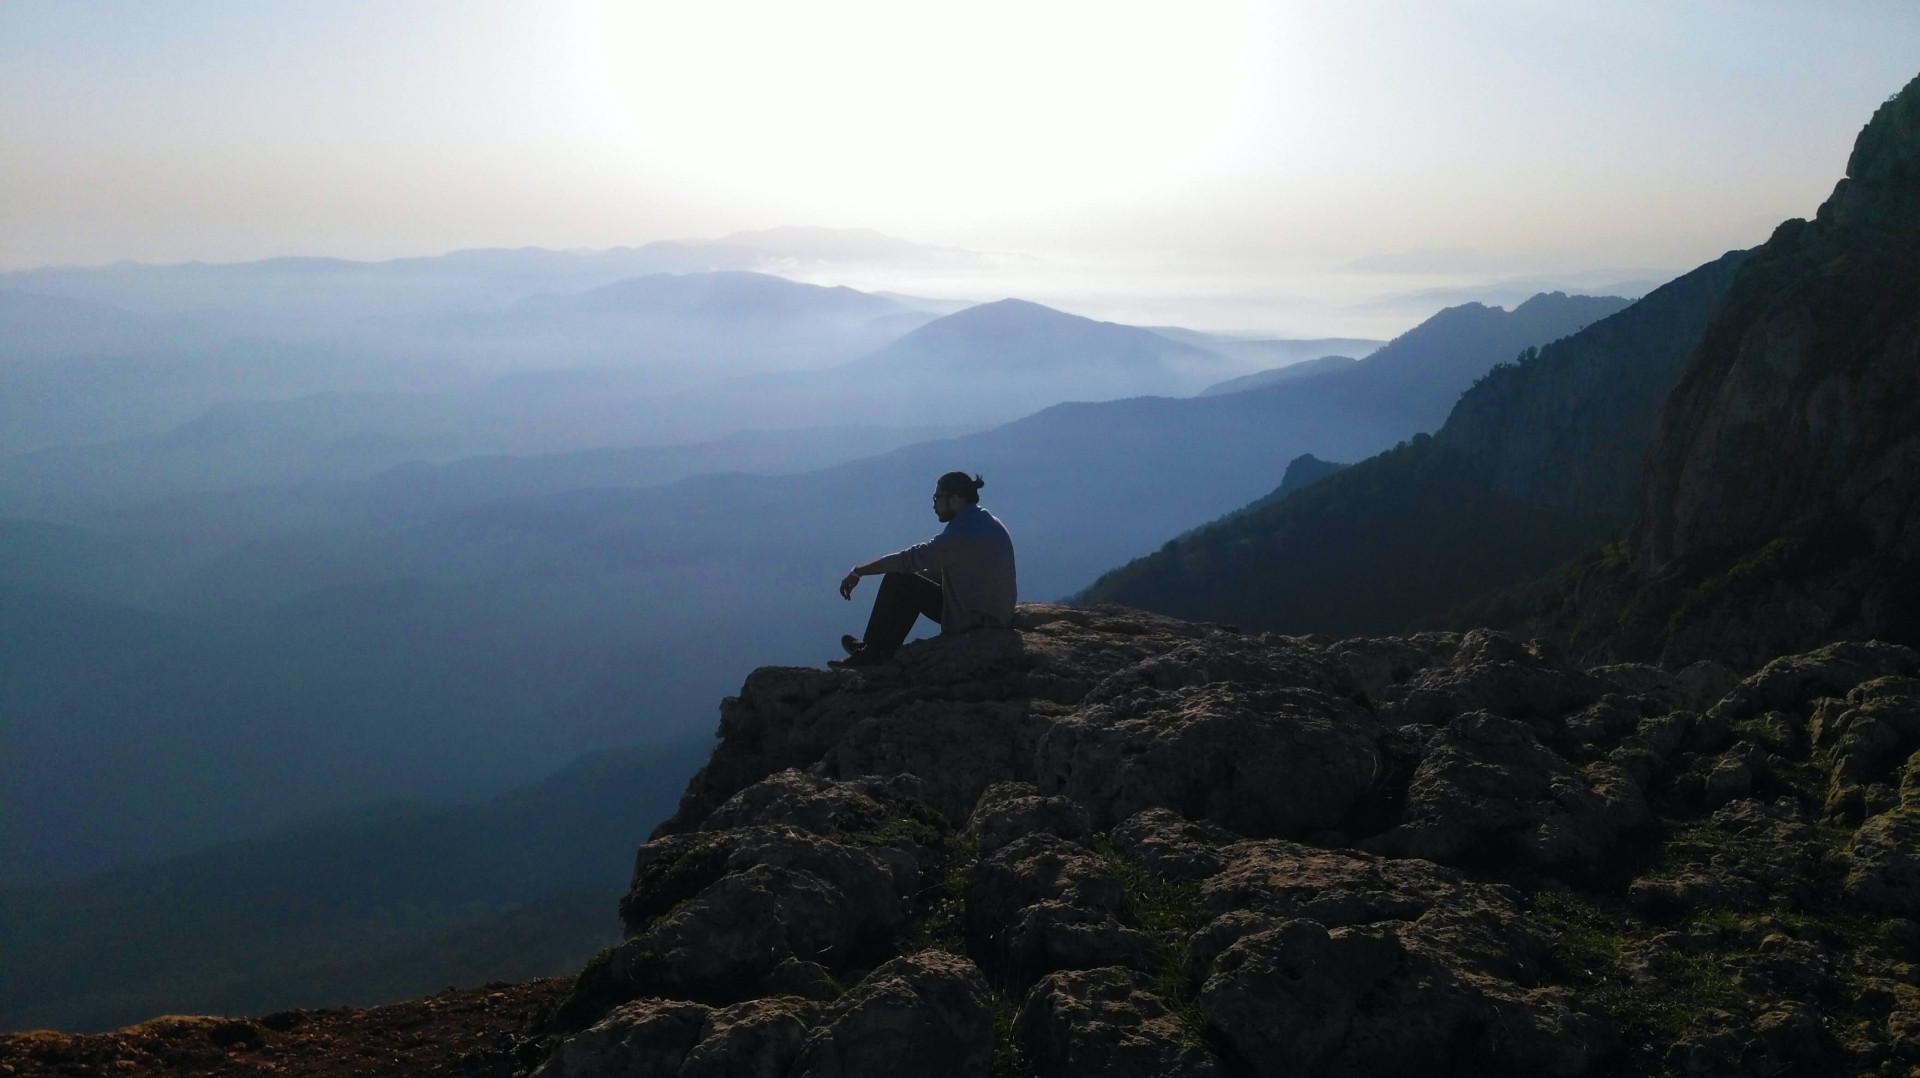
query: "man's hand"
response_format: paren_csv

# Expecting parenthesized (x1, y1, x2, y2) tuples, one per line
(839, 569, 862, 600)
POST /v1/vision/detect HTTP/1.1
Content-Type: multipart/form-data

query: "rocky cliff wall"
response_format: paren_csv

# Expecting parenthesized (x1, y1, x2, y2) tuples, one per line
(1555, 72, 1920, 668)
(1640, 76, 1920, 572)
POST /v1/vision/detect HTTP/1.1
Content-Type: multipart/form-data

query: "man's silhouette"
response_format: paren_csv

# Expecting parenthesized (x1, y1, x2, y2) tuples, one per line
(834, 471, 1016, 668)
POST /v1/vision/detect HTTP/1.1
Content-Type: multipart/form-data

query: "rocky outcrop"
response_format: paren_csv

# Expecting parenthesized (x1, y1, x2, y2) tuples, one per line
(651, 609, 1217, 834)
(524, 603, 1920, 1077)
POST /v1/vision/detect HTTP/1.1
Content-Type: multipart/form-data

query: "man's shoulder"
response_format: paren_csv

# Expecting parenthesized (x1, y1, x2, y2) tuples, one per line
(973, 506, 1013, 540)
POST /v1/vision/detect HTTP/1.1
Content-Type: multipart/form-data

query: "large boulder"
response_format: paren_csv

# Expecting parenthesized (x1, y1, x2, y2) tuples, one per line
(607, 827, 908, 1002)
(788, 952, 993, 1078)
(1712, 641, 1920, 725)
(1035, 681, 1382, 836)
(965, 833, 1152, 987)
(1016, 966, 1219, 1078)
(1847, 809, 1920, 916)
(1363, 710, 1648, 868)
(1201, 918, 1593, 1078)
(1389, 630, 1608, 727)
(534, 999, 715, 1078)
(1107, 808, 1231, 880)
(1189, 841, 1603, 1077)
(536, 997, 823, 1078)
(965, 781, 1091, 856)
(811, 697, 1057, 824)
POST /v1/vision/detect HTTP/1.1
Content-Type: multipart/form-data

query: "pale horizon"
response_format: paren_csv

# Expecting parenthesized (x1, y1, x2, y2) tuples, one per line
(4, 1, 1918, 335)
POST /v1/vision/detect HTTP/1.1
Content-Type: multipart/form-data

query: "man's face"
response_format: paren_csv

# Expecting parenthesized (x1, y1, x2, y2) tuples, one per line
(933, 489, 961, 522)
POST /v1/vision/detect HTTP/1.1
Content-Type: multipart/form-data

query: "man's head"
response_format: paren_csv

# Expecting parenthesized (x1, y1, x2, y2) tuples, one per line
(933, 471, 984, 522)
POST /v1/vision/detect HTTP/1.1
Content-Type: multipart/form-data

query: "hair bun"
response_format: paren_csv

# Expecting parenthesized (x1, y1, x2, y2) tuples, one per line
(936, 471, 986, 500)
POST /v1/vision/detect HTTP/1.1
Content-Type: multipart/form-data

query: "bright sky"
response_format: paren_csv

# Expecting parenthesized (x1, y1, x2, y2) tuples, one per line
(3, 1, 1917, 333)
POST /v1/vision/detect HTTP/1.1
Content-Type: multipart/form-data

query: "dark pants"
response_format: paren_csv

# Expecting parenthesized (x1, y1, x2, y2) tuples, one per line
(863, 572, 942, 656)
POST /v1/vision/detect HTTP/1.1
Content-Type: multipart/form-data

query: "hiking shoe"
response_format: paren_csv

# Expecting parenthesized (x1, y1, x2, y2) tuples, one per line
(829, 648, 891, 670)
(840, 634, 865, 656)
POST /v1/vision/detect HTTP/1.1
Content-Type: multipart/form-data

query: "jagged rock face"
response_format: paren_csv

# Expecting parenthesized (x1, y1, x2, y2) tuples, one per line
(537, 606, 1920, 1077)
(1623, 72, 1920, 665)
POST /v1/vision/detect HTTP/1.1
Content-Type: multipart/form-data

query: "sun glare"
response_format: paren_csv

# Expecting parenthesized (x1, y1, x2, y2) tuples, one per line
(559, 0, 1262, 228)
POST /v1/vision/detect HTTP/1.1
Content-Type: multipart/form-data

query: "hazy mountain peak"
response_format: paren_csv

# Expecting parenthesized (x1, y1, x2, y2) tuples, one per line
(1509, 290, 1589, 314)
(903, 297, 1212, 350)
(858, 297, 1216, 382)
(1346, 291, 1631, 391)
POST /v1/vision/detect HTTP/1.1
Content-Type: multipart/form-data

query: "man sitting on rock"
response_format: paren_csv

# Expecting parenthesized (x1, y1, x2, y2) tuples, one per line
(834, 471, 1017, 668)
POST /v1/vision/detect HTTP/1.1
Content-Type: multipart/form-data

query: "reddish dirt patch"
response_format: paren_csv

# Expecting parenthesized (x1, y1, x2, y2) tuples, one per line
(0, 978, 570, 1078)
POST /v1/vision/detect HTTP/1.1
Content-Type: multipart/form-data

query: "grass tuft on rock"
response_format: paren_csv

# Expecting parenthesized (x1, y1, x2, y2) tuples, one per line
(1094, 839, 1209, 1044)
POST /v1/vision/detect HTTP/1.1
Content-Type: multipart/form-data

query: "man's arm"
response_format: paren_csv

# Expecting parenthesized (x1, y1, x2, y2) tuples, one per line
(839, 553, 901, 600)
(840, 528, 964, 599)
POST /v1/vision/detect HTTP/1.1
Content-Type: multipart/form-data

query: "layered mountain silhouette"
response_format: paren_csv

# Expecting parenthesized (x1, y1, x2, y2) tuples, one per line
(0, 290, 1617, 887)
(0, 291, 1364, 514)
(658, 298, 1237, 435)
(0, 229, 965, 326)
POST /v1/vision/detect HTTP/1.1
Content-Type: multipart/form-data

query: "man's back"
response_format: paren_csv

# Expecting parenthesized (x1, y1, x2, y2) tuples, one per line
(923, 504, 1016, 632)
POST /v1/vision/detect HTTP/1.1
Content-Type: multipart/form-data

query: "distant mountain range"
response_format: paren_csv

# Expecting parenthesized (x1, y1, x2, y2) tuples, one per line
(0, 269, 938, 463)
(0, 228, 975, 325)
(650, 298, 1244, 436)
(0, 288, 1388, 514)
